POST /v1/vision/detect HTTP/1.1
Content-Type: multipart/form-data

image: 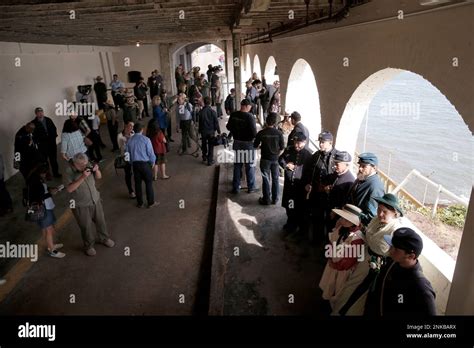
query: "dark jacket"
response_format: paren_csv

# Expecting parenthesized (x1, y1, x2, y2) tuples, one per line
(302, 148, 338, 189)
(226, 111, 257, 142)
(364, 258, 437, 317)
(287, 122, 309, 149)
(328, 169, 356, 210)
(224, 94, 236, 114)
(31, 116, 58, 146)
(14, 127, 43, 175)
(254, 127, 284, 161)
(27, 174, 51, 205)
(134, 83, 148, 100)
(346, 173, 385, 226)
(198, 105, 220, 136)
(279, 146, 313, 209)
(93, 82, 107, 103)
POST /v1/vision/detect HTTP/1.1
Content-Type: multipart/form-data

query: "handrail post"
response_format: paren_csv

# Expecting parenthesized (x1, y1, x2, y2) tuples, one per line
(432, 184, 442, 219)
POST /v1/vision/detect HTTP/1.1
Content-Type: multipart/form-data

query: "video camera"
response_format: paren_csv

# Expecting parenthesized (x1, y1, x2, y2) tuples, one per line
(211, 65, 223, 73)
(212, 132, 230, 148)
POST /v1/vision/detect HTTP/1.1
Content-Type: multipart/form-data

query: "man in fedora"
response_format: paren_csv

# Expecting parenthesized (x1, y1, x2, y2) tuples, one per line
(94, 76, 108, 111)
(364, 227, 436, 316)
(346, 152, 385, 226)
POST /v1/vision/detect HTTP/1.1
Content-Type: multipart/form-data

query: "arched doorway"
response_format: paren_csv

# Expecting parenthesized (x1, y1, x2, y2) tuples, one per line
(337, 68, 472, 261)
(253, 55, 262, 80)
(285, 58, 321, 149)
(264, 56, 279, 85)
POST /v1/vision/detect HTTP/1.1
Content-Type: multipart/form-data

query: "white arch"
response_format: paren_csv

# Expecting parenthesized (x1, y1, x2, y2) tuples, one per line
(285, 58, 321, 147)
(336, 68, 405, 156)
(264, 56, 279, 85)
(253, 54, 262, 80)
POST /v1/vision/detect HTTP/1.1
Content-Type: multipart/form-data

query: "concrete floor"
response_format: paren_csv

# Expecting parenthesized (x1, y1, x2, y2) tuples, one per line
(0, 112, 326, 316)
(0, 120, 216, 315)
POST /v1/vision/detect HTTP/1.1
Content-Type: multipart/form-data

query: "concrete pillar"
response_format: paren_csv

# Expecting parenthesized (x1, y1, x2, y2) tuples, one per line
(446, 186, 474, 314)
(224, 40, 235, 95)
(232, 31, 242, 106)
(159, 43, 172, 95)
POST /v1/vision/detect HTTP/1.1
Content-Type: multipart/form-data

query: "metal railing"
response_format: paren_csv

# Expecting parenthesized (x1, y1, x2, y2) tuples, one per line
(392, 169, 469, 218)
(353, 151, 468, 217)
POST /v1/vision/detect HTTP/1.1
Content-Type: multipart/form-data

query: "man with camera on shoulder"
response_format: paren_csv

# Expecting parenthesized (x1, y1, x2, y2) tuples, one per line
(65, 152, 115, 256)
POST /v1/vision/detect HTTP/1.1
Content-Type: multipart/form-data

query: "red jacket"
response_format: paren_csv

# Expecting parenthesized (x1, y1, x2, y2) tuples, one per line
(151, 131, 166, 155)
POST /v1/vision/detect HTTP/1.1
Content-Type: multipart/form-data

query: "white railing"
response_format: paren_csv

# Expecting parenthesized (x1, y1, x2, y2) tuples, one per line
(392, 169, 469, 218)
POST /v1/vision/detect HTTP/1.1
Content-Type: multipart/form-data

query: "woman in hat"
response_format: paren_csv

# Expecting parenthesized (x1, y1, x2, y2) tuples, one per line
(331, 193, 406, 316)
(319, 204, 364, 310)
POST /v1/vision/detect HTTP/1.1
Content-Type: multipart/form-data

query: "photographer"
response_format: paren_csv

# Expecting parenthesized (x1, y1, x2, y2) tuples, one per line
(134, 77, 149, 118)
(66, 153, 115, 256)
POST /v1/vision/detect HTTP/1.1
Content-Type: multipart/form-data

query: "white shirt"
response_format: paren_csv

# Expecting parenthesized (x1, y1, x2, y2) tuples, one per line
(43, 183, 55, 210)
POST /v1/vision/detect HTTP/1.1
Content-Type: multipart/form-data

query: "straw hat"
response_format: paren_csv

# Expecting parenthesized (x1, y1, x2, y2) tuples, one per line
(332, 204, 362, 226)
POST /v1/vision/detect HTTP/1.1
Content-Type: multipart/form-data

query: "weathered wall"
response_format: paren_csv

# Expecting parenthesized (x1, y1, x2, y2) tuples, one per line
(243, 1, 473, 314)
(0, 42, 116, 179)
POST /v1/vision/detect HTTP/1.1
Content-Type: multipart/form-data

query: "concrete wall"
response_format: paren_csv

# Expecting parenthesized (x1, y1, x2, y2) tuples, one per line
(112, 44, 161, 88)
(0, 42, 117, 180)
(243, 1, 474, 314)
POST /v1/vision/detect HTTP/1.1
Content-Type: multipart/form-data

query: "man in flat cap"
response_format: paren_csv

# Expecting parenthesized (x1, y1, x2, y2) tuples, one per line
(346, 152, 384, 226)
(278, 132, 312, 239)
(302, 131, 338, 244)
(326, 151, 356, 231)
(364, 227, 436, 317)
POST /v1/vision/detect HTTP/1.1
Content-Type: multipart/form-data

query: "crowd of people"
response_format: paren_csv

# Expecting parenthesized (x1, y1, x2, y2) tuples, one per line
(2, 65, 437, 317)
(226, 71, 437, 317)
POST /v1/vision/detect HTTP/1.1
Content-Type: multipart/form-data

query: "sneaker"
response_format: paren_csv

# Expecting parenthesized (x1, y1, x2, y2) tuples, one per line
(48, 249, 66, 258)
(53, 243, 64, 250)
(161, 175, 170, 180)
(101, 239, 115, 248)
(85, 248, 96, 256)
(129, 192, 136, 198)
(147, 202, 160, 209)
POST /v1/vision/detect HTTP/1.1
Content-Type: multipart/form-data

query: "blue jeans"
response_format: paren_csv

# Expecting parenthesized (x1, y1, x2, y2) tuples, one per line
(260, 158, 279, 203)
(232, 140, 256, 192)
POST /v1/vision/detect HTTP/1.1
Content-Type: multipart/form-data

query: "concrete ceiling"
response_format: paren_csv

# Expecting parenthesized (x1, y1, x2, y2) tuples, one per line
(0, 0, 464, 46)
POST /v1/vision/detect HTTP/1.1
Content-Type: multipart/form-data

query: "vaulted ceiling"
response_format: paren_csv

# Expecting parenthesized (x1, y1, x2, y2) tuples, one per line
(0, 0, 464, 46)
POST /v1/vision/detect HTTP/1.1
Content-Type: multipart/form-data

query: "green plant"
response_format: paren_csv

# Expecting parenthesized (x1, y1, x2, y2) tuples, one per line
(437, 205, 467, 229)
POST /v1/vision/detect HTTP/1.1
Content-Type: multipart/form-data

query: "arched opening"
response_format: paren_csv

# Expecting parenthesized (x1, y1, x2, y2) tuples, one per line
(190, 44, 225, 73)
(285, 58, 321, 149)
(337, 66, 472, 265)
(171, 42, 225, 95)
(264, 56, 279, 85)
(253, 54, 262, 80)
